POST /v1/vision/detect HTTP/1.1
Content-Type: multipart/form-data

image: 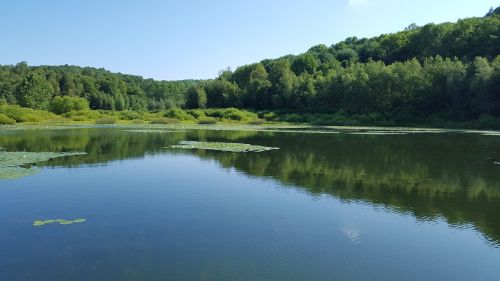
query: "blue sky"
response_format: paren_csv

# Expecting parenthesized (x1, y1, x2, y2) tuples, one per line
(0, 0, 497, 80)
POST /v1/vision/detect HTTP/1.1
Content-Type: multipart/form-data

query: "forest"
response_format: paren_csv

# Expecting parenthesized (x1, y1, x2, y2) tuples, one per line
(0, 6, 499, 127)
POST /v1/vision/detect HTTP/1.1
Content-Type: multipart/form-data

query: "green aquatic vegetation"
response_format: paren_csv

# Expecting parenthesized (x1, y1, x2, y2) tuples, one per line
(0, 166, 39, 180)
(122, 129, 177, 133)
(0, 151, 87, 180)
(169, 141, 279, 152)
(33, 218, 86, 227)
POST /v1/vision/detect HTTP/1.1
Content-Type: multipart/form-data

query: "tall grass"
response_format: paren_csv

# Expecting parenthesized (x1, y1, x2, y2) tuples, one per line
(0, 104, 59, 123)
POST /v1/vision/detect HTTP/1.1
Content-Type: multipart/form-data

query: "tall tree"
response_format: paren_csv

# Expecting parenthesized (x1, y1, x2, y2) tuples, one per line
(15, 73, 53, 109)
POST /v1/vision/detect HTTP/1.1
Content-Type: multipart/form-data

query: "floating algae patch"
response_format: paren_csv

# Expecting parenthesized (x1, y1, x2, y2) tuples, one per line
(168, 141, 279, 153)
(33, 218, 86, 227)
(0, 166, 39, 180)
(0, 151, 87, 180)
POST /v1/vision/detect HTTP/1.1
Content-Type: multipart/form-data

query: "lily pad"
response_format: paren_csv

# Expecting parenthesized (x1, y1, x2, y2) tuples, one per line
(0, 151, 87, 180)
(168, 141, 279, 153)
(33, 218, 87, 227)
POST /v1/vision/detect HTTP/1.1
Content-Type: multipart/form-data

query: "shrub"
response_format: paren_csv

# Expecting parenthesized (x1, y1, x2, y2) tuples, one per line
(247, 118, 266, 125)
(95, 117, 116, 124)
(203, 108, 224, 118)
(50, 96, 89, 114)
(119, 110, 143, 120)
(222, 108, 245, 120)
(63, 110, 100, 120)
(0, 113, 16, 124)
(186, 109, 206, 119)
(203, 108, 257, 122)
(0, 104, 57, 122)
(71, 116, 86, 122)
(131, 119, 145, 124)
(164, 108, 194, 120)
(262, 112, 278, 121)
(150, 117, 179, 124)
(197, 117, 218, 124)
(281, 113, 306, 123)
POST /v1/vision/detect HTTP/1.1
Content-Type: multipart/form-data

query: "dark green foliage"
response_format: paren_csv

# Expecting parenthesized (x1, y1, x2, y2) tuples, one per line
(185, 86, 207, 109)
(291, 53, 318, 75)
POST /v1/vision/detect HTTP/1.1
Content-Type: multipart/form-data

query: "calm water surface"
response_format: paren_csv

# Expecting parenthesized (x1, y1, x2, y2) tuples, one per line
(0, 128, 499, 281)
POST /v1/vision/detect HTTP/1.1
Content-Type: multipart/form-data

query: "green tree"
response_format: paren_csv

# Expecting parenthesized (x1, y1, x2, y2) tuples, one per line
(15, 73, 53, 109)
(186, 86, 207, 109)
(291, 53, 318, 75)
(469, 57, 493, 116)
(269, 60, 299, 108)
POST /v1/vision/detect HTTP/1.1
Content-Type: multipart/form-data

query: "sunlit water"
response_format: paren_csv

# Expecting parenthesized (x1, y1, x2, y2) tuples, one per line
(1, 128, 499, 281)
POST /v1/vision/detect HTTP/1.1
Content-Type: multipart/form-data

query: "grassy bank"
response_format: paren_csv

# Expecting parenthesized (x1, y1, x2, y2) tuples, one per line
(1, 104, 499, 130)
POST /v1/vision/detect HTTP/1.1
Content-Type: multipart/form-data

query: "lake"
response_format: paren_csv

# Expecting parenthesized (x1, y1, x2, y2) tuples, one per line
(1, 126, 499, 281)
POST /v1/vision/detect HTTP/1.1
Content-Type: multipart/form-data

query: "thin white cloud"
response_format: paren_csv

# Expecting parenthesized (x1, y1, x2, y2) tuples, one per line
(349, 0, 369, 6)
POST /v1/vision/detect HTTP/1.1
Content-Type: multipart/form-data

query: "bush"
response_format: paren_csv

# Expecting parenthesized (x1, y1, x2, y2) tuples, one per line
(197, 117, 218, 124)
(119, 110, 143, 120)
(186, 109, 206, 119)
(0, 104, 57, 122)
(50, 96, 89, 114)
(247, 118, 266, 125)
(203, 108, 257, 121)
(281, 113, 306, 123)
(164, 108, 194, 120)
(262, 112, 278, 121)
(150, 117, 179, 124)
(0, 113, 16, 124)
(95, 117, 116, 124)
(71, 116, 86, 122)
(63, 110, 100, 120)
(222, 108, 246, 121)
(131, 119, 145, 124)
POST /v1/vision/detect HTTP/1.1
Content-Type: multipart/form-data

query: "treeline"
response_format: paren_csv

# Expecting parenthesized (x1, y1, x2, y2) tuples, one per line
(189, 56, 499, 123)
(1, 7, 499, 125)
(0, 64, 198, 111)
(186, 8, 500, 123)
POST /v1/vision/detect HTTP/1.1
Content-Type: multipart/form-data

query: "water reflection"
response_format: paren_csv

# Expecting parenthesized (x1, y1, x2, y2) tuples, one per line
(1, 128, 499, 246)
